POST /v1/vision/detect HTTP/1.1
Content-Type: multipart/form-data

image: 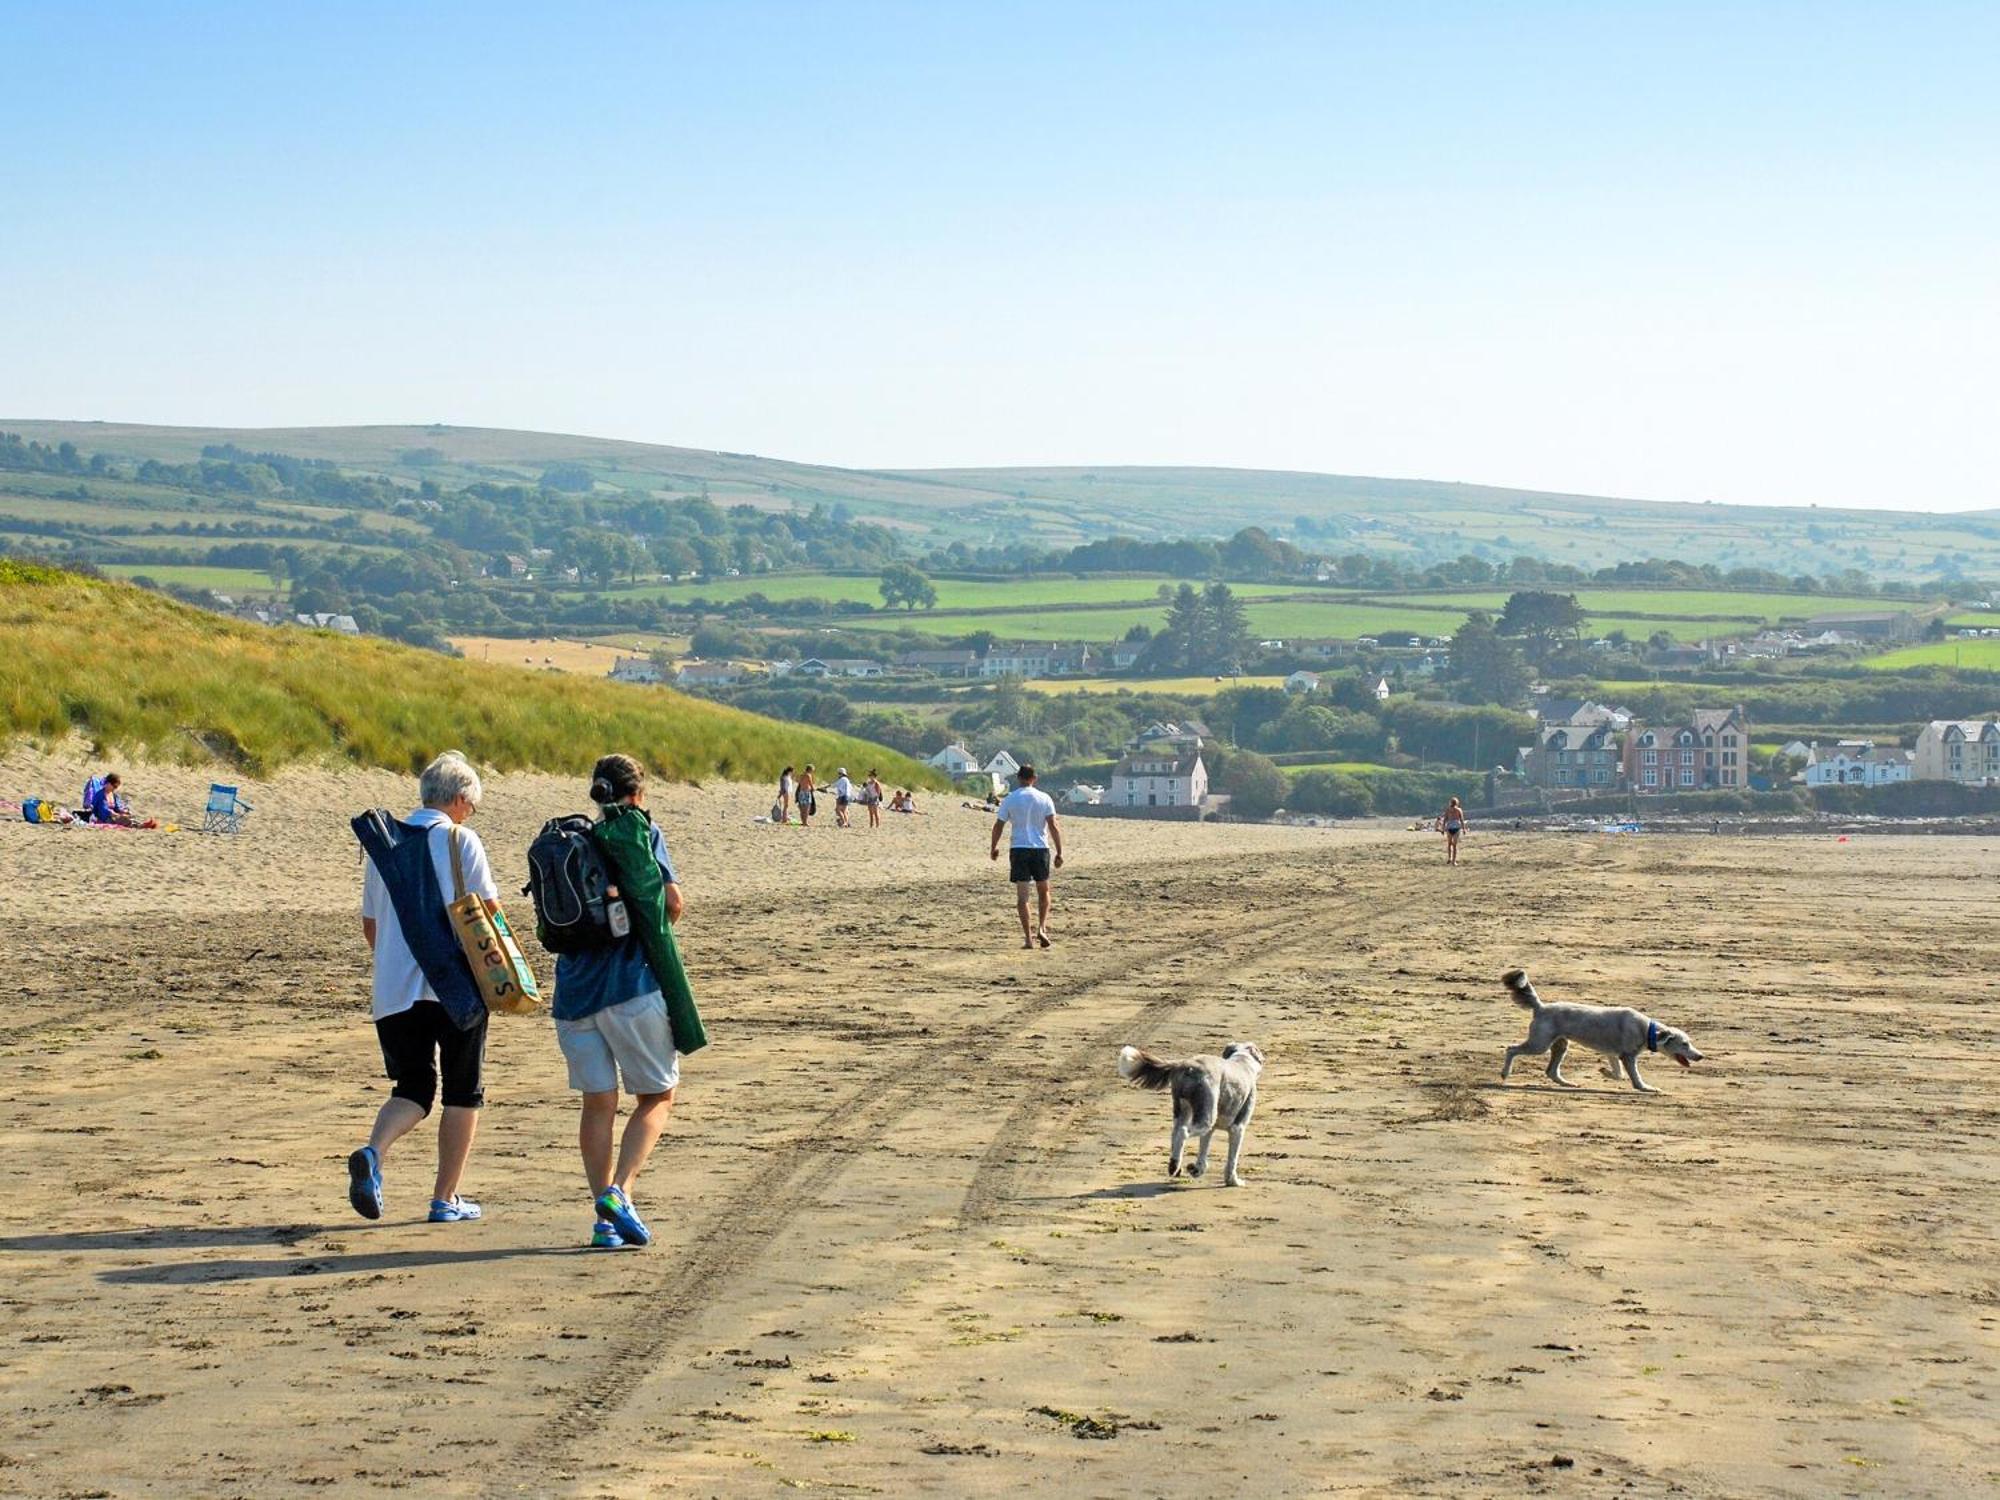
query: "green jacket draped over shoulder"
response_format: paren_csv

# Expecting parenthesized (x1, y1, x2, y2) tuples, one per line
(592, 804, 708, 1054)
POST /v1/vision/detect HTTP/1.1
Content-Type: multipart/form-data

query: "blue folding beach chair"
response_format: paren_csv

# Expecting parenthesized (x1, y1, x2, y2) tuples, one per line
(202, 784, 252, 835)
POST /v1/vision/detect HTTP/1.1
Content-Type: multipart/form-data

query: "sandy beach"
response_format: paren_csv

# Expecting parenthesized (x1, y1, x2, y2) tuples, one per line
(0, 748, 1994, 1498)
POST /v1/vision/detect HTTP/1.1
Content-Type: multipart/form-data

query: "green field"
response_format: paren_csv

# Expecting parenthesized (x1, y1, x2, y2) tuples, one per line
(98, 564, 284, 594)
(1411, 588, 1908, 623)
(0, 562, 946, 785)
(1280, 760, 1399, 777)
(585, 573, 1308, 610)
(1866, 639, 2000, 672)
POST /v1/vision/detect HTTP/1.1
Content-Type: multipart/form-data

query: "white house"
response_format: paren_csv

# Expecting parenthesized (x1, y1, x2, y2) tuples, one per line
(926, 743, 981, 775)
(1111, 746, 1209, 810)
(1373, 676, 1392, 703)
(1064, 783, 1105, 806)
(1804, 740, 1912, 787)
(295, 612, 361, 636)
(1284, 671, 1320, 695)
(608, 656, 667, 685)
(675, 660, 744, 687)
(984, 750, 1021, 779)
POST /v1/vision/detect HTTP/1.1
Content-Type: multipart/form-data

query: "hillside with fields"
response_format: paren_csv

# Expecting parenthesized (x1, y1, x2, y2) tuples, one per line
(0, 561, 939, 785)
(10, 419, 2000, 577)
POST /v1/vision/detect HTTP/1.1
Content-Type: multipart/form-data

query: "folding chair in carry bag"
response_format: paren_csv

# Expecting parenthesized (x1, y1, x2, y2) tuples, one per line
(202, 784, 251, 834)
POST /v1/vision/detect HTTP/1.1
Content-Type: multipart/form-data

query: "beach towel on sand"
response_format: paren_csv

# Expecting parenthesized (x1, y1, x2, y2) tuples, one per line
(592, 804, 707, 1054)
(351, 810, 486, 1030)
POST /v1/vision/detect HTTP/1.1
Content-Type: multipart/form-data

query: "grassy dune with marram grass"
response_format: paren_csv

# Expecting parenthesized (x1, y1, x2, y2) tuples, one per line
(0, 562, 942, 785)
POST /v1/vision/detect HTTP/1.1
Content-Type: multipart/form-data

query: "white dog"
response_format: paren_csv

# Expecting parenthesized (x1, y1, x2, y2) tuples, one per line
(1117, 1042, 1264, 1186)
(1500, 969, 1703, 1093)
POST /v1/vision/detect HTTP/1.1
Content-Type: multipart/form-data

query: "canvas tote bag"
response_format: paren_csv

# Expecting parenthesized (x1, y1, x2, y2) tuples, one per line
(447, 824, 543, 1015)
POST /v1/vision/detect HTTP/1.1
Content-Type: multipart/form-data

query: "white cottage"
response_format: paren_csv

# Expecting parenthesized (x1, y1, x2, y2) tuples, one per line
(1111, 747, 1208, 810)
(926, 743, 981, 775)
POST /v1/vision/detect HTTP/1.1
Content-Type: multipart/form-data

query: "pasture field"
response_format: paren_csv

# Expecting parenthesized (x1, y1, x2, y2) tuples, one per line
(1409, 587, 1909, 622)
(1866, 638, 2000, 672)
(1279, 759, 1399, 776)
(1029, 674, 1289, 696)
(96, 564, 283, 594)
(449, 634, 690, 674)
(583, 573, 1308, 610)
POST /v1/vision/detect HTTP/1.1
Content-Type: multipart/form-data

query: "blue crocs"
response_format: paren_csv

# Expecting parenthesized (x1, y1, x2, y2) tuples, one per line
(427, 1196, 482, 1223)
(595, 1186, 650, 1246)
(347, 1146, 383, 1221)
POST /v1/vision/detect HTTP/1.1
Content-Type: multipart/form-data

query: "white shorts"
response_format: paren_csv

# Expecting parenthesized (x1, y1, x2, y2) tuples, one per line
(555, 990, 680, 1095)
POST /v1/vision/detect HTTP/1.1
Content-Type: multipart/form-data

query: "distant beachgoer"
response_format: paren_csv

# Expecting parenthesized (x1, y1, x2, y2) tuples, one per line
(1436, 797, 1466, 865)
(989, 764, 1064, 949)
(555, 754, 684, 1251)
(864, 770, 884, 828)
(777, 765, 795, 823)
(832, 768, 854, 828)
(82, 772, 138, 826)
(797, 766, 817, 826)
(349, 750, 501, 1225)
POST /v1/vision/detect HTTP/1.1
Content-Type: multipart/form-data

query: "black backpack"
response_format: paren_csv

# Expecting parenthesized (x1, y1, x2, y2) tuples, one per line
(523, 814, 617, 952)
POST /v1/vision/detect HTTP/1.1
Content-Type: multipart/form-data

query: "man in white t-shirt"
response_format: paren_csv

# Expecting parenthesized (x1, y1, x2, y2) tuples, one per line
(832, 768, 854, 828)
(989, 764, 1064, 949)
(349, 751, 505, 1225)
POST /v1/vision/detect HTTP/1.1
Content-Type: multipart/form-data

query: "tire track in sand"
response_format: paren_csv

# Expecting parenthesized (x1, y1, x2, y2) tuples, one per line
(490, 879, 1342, 1493)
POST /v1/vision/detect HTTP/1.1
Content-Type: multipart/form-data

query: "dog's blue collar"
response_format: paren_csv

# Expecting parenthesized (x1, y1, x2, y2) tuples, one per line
(1646, 1020, 1660, 1053)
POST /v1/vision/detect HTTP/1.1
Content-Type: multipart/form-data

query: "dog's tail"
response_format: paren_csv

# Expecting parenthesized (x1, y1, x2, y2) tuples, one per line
(1118, 1045, 1177, 1091)
(1502, 969, 1541, 1009)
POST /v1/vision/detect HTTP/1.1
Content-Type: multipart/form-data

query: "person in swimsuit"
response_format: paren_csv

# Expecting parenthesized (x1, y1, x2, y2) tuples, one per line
(796, 765, 817, 827)
(1437, 797, 1466, 865)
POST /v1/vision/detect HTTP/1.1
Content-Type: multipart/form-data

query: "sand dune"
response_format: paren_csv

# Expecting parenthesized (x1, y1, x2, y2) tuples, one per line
(0, 748, 1994, 1497)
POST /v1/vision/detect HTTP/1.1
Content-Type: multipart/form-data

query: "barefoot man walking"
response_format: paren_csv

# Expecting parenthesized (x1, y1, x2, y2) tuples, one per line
(989, 764, 1063, 948)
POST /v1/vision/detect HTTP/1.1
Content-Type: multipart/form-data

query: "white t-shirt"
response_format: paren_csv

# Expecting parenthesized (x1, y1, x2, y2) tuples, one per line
(360, 808, 499, 1020)
(833, 775, 854, 801)
(995, 786, 1058, 849)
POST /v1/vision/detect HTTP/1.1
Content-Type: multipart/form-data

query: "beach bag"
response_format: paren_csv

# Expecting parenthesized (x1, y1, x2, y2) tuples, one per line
(446, 825, 542, 1016)
(523, 814, 618, 952)
(351, 810, 485, 1030)
(592, 804, 707, 1054)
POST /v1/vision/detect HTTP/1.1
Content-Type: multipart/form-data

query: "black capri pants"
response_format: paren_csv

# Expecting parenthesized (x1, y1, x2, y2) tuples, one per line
(375, 1003, 487, 1112)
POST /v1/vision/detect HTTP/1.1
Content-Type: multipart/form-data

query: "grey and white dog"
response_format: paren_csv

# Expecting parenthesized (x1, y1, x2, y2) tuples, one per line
(1501, 969, 1703, 1092)
(1117, 1042, 1264, 1186)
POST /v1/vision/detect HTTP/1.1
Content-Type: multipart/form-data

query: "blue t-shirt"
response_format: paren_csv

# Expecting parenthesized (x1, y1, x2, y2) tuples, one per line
(552, 821, 677, 1022)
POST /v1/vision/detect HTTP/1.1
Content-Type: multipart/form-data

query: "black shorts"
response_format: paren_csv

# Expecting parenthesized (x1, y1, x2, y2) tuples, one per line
(1008, 847, 1052, 883)
(376, 1003, 487, 1112)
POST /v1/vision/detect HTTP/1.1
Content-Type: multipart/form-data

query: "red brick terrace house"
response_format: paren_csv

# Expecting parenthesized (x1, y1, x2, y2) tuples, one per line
(1626, 707, 1749, 793)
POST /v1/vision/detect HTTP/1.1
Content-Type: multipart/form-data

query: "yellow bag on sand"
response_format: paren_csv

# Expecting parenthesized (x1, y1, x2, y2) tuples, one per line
(446, 824, 543, 1016)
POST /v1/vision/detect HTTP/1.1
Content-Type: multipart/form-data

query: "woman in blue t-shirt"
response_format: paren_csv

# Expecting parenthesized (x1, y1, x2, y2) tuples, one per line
(553, 753, 685, 1250)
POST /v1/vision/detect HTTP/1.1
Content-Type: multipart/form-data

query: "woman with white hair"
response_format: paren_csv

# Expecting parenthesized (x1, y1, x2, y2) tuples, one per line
(348, 750, 508, 1225)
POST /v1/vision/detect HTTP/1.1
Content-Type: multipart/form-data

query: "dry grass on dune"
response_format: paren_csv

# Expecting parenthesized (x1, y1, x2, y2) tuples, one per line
(0, 562, 941, 784)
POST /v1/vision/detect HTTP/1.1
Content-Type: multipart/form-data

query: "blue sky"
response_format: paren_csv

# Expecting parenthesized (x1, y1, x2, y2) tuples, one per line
(3, 1, 1995, 510)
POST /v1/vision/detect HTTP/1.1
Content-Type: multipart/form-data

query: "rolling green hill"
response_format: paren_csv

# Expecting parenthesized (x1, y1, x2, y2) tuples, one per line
(0, 561, 942, 784)
(6, 419, 1998, 578)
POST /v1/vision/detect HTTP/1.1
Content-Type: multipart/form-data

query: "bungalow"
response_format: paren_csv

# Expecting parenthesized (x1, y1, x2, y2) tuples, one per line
(1109, 644, 1143, 671)
(1284, 671, 1320, 695)
(295, 612, 361, 636)
(926, 743, 981, 775)
(1064, 783, 1105, 806)
(675, 660, 744, 687)
(795, 657, 884, 679)
(1111, 746, 1209, 810)
(899, 649, 981, 678)
(1803, 740, 1912, 787)
(1803, 609, 1921, 642)
(608, 656, 668, 685)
